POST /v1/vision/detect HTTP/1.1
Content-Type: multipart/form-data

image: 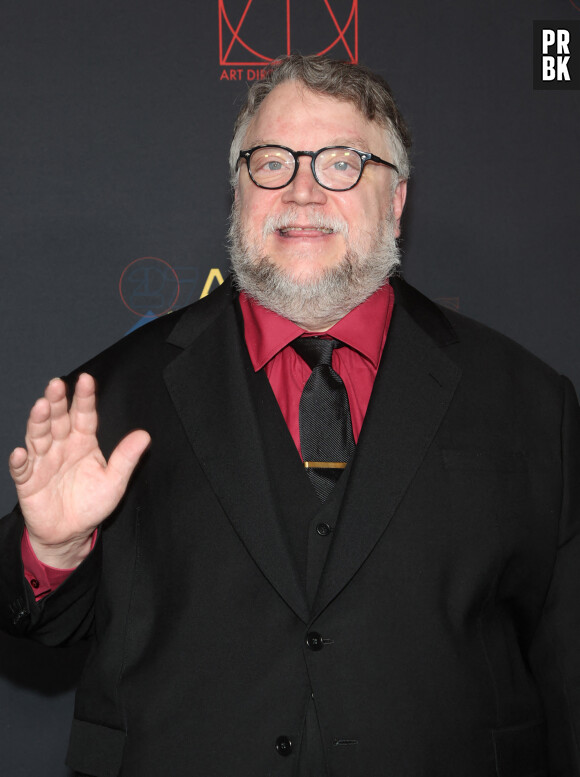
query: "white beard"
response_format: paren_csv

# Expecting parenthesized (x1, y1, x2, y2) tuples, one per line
(228, 202, 401, 330)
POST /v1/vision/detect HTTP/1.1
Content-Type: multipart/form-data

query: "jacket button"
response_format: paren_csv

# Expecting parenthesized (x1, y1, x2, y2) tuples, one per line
(276, 735, 293, 756)
(305, 631, 324, 651)
(316, 522, 332, 536)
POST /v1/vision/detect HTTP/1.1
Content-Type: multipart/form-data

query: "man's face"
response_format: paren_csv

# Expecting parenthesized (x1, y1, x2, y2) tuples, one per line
(230, 80, 407, 329)
(235, 81, 406, 283)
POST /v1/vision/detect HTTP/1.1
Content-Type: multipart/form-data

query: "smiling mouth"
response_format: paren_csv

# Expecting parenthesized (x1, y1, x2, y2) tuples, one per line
(278, 226, 335, 236)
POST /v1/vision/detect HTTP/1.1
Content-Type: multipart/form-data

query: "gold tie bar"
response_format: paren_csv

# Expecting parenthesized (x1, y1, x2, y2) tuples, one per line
(303, 461, 347, 469)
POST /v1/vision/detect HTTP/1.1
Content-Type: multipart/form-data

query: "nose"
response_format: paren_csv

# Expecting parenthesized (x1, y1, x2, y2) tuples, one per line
(281, 157, 327, 206)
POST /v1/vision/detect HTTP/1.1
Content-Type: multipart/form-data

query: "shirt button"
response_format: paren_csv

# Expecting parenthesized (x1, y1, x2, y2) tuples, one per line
(305, 631, 324, 651)
(29, 578, 40, 589)
(276, 735, 293, 756)
(316, 522, 332, 536)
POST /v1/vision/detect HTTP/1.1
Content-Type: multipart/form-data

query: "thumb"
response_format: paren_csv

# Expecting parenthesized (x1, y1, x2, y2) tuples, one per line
(106, 429, 151, 488)
(9, 447, 32, 486)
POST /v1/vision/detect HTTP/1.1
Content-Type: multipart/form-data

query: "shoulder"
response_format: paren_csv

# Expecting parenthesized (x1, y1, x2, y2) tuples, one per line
(390, 277, 574, 426)
(442, 304, 562, 391)
(392, 276, 563, 385)
(71, 276, 236, 385)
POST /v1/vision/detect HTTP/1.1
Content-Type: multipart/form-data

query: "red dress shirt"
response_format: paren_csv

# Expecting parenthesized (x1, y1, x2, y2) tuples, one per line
(239, 283, 394, 453)
(22, 282, 394, 598)
(21, 524, 98, 598)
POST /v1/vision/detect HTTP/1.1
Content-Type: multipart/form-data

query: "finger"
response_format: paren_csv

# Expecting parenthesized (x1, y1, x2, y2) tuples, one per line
(43, 377, 67, 404)
(69, 373, 99, 436)
(106, 429, 151, 491)
(44, 378, 71, 441)
(24, 398, 54, 456)
(9, 447, 33, 485)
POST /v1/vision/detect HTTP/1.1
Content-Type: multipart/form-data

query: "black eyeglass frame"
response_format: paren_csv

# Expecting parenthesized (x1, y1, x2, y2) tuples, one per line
(238, 145, 399, 192)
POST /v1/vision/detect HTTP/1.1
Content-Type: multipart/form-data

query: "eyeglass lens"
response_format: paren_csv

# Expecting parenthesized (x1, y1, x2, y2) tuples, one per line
(248, 147, 362, 190)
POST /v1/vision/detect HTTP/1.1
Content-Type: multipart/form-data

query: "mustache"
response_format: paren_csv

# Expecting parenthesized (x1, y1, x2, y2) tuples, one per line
(261, 209, 349, 239)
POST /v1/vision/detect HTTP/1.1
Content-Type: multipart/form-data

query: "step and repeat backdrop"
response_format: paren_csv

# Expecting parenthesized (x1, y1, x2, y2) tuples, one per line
(1, 0, 579, 773)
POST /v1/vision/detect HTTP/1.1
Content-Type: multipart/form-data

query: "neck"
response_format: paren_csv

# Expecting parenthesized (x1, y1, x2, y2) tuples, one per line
(292, 317, 337, 332)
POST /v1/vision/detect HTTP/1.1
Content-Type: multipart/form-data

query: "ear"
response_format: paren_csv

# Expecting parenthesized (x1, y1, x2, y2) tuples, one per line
(392, 179, 407, 238)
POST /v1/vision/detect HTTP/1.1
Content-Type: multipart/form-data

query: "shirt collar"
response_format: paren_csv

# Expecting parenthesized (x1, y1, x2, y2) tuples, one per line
(239, 282, 394, 372)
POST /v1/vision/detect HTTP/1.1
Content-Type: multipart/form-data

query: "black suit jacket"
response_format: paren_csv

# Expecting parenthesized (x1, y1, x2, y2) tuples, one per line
(1, 277, 579, 777)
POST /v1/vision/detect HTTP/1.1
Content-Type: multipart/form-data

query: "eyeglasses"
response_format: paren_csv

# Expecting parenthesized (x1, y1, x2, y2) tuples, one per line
(238, 145, 399, 192)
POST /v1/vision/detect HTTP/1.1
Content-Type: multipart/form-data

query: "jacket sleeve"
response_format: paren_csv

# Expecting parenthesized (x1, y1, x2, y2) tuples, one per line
(529, 376, 580, 775)
(0, 505, 101, 646)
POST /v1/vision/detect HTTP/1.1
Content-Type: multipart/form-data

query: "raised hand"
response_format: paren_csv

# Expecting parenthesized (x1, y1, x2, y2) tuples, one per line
(9, 373, 150, 568)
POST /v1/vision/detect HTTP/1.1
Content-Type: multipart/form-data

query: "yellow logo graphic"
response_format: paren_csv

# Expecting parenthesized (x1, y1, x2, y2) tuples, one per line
(200, 268, 225, 298)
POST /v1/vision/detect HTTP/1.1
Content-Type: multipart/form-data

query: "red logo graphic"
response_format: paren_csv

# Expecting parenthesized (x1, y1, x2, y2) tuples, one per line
(435, 297, 460, 312)
(571, 0, 580, 12)
(219, 0, 358, 66)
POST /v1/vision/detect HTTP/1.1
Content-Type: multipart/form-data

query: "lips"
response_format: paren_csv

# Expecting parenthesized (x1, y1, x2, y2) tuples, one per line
(278, 226, 334, 236)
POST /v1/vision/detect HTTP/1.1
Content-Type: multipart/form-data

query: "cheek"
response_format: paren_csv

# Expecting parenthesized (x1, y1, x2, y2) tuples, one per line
(238, 200, 264, 238)
(337, 189, 384, 229)
(240, 193, 275, 228)
(347, 201, 383, 240)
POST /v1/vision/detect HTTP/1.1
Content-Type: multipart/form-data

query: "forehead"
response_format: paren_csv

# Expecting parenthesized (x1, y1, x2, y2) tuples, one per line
(244, 80, 389, 155)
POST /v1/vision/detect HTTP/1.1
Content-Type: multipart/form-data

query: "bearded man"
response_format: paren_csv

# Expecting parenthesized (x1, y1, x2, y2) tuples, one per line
(1, 54, 579, 777)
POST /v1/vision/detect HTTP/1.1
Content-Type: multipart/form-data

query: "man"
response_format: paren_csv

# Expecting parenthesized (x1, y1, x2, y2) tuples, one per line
(1, 54, 579, 777)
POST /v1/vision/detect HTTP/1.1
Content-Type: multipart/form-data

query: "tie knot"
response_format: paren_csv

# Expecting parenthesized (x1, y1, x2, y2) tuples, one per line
(292, 337, 342, 370)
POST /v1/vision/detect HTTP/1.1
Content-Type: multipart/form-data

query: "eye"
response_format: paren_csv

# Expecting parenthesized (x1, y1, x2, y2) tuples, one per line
(315, 149, 362, 189)
(251, 149, 294, 178)
(331, 160, 353, 172)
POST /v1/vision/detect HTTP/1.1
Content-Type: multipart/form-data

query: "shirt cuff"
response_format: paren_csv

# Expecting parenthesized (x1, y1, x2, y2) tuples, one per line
(21, 527, 97, 601)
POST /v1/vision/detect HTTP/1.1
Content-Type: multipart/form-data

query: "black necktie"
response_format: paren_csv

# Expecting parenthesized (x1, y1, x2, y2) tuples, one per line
(292, 337, 355, 501)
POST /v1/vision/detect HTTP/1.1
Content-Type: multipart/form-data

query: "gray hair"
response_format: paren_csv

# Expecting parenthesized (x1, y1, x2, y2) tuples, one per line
(229, 53, 412, 189)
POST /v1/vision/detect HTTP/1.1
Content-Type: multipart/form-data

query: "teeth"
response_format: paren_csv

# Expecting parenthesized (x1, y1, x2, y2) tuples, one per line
(279, 227, 334, 234)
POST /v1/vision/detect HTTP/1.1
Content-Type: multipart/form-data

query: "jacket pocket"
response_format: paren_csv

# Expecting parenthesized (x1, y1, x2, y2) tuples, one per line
(491, 720, 548, 777)
(66, 718, 126, 777)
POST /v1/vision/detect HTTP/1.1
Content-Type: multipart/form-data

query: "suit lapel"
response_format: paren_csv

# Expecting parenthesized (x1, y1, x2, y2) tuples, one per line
(163, 293, 310, 623)
(161, 278, 462, 624)
(311, 284, 462, 620)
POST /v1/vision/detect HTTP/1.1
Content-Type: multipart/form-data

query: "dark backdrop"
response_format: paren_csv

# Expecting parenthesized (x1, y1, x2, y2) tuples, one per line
(1, 1, 579, 773)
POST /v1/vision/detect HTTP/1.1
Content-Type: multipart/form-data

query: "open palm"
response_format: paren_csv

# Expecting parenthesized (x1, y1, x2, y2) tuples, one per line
(9, 373, 150, 566)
